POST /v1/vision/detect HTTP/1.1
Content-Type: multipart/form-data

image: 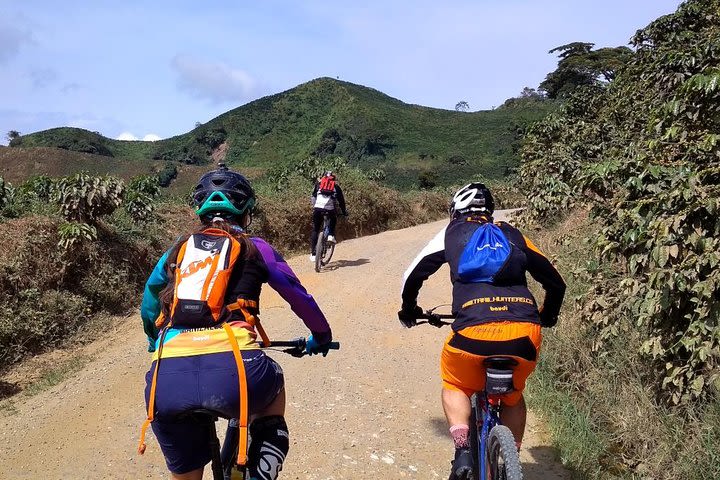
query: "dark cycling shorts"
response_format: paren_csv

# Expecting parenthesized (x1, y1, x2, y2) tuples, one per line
(145, 349, 284, 474)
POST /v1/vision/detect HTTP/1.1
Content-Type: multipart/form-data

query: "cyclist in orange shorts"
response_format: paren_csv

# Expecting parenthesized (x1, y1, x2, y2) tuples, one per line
(398, 183, 565, 480)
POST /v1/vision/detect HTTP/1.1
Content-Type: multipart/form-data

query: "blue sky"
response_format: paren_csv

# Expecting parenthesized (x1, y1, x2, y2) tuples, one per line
(0, 0, 682, 143)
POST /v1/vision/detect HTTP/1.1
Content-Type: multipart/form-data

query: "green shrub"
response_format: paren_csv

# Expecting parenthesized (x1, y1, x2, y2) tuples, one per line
(55, 172, 125, 223)
(519, 0, 720, 405)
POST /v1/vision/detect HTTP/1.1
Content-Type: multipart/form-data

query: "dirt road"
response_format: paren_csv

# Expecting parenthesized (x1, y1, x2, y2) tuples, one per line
(0, 213, 570, 479)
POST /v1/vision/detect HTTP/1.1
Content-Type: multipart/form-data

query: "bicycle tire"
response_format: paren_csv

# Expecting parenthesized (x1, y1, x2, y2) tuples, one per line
(487, 425, 523, 480)
(314, 232, 324, 272)
(321, 240, 335, 266)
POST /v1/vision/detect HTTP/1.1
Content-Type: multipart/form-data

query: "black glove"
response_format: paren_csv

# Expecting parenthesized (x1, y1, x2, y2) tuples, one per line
(398, 304, 423, 328)
(539, 307, 558, 328)
(342, 211, 349, 217)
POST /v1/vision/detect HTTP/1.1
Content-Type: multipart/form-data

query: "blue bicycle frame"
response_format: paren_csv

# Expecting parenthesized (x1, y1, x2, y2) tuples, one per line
(476, 391, 502, 479)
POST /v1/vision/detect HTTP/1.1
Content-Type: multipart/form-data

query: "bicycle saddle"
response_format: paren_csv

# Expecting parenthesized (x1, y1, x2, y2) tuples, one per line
(483, 357, 519, 370)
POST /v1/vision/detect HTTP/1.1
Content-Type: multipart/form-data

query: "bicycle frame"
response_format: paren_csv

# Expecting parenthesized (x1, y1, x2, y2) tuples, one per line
(476, 392, 502, 479)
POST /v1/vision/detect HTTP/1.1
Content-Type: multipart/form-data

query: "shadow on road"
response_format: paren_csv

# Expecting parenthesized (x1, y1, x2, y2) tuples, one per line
(523, 445, 571, 480)
(428, 416, 450, 438)
(0, 380, 21, 400)
(324, 258, 370, 271)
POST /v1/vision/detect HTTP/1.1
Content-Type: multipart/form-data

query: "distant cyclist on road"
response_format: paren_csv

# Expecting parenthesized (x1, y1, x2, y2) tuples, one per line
(310, 171, 347, 262)
(138, 164, 334, 480)
(398, 183, 565, 480)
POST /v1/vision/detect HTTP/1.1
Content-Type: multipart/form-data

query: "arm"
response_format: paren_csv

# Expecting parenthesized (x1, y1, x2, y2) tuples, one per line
(140, 250, 170, 352)
(400, 226, 447, 310)
(521, 235, 566, 327)
(311, 182, 318, 206)
(252, 237, 332, 343)
(334, 184, 347, 215)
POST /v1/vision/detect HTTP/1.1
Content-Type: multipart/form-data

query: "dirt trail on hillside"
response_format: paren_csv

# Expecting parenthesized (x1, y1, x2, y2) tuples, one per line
(0, 212, 570, 479)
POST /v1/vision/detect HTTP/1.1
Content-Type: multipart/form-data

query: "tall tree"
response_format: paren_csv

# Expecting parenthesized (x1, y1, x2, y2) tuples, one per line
(454, 101, 470, 112)
(540, 42, 633, 98)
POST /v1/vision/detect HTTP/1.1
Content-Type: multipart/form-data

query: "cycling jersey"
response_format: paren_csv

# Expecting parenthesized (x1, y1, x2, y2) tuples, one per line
(401, 214, 565, 330)
(141, 236, 332, 353)
(311, 182, 347, 213)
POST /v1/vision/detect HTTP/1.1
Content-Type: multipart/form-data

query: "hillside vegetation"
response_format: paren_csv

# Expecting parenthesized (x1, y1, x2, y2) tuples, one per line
(519, 0, 720, 478)
(7, 78, 553, 189)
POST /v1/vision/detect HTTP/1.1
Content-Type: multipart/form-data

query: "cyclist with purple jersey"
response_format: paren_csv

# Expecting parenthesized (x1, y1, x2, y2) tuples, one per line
(139, 164, 333, 480)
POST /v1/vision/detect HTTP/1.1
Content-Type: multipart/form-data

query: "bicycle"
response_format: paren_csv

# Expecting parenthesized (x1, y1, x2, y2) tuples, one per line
(314, 211, 345, 272)
(415, 306, 523, 480)
(186, 337, 340, 480)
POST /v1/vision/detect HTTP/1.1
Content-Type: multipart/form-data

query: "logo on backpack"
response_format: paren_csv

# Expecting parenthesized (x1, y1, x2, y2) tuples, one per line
(319, 175, 336, 195)
(169, 229, 242, 328)
(457, 223, 511, 283)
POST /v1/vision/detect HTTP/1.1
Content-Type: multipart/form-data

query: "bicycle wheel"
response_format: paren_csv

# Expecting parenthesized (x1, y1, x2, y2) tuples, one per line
(314, 232, 325, 272)
(321, 237, 335, 265)
(487, 425, 523, 480)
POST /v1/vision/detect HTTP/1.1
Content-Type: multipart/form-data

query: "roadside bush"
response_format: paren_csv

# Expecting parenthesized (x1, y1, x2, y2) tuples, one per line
(520, 0, 720, 405)
(527, 210, 720, 480)
(55, 172, 124, 224)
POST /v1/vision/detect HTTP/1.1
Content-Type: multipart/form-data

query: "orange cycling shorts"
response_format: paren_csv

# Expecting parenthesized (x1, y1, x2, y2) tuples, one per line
(440, 321, 542, 406)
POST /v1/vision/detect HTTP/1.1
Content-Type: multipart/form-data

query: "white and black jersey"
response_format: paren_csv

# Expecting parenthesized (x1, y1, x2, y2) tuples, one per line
(311, 182, 347, 213)
(401, 215, 566, 330)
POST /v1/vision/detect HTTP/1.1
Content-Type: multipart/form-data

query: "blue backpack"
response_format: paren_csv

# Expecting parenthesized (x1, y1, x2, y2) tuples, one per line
(457, 223, 511, 283)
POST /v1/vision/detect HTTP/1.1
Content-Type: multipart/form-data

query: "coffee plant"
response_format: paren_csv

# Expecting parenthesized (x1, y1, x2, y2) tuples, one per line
(520, 0, 720, 404)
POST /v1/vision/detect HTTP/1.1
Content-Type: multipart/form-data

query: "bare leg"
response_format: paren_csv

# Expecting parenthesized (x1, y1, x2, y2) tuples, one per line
(442, 387, 471, 426)
(171, 468, 203, 480)
(499, 395, 527, 445)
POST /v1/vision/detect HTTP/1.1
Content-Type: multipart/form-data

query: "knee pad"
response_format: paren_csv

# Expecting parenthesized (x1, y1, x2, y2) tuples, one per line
(247, 415, 289, 480)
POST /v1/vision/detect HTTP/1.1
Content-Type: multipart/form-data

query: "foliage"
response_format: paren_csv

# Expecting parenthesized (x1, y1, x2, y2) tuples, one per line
(58, 221, 97, 251)
(455, 101, 470, 112)
(124, 175, 161, 223)
(156, 163, 178, 187)
(54, 172, 125, 224)
(528, 210, 720, 480)
(520, 0, 720, 405)
(11, 78, 554, 190)
(6, 130, 20, 145)
(540, 42, 633, 99)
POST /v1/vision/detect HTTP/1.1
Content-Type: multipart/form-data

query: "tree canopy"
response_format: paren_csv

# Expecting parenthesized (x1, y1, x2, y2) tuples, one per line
(539, 41, 633, 98)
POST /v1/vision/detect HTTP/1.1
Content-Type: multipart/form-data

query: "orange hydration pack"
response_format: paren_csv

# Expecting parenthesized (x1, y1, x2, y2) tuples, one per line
(319, 175, 336, 195)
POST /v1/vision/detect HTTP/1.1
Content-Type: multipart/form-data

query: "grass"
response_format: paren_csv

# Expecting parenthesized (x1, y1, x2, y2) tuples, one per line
(22, 354, 91, 396)
(8, 77, 555, 189)
(0, 353, 93, 416)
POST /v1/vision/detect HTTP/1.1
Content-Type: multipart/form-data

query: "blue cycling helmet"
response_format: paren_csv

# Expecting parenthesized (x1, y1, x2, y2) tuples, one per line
(192, 163, 256, 219)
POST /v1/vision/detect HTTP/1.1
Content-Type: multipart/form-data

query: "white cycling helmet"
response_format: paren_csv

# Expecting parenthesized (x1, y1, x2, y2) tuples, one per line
(449, 182, 495, 216)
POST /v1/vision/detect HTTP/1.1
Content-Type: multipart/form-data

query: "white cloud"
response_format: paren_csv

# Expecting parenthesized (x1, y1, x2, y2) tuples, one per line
(171, 55, 262, 104)
(117, 132, 162, 141)
(117, 132, 138, 141)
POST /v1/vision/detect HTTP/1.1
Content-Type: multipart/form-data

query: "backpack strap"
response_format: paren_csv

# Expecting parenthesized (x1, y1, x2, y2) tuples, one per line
(227, 299, 270, 347)
(138, 326, 170, 455)
(223, 322, 250, 467)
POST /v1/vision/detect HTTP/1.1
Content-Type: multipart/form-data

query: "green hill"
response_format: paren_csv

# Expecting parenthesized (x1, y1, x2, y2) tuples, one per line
(6, 77, 553, 188)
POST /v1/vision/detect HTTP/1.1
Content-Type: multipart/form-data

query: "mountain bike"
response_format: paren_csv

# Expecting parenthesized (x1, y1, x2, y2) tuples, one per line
(416, 306, 523, 480)
(314, 211, 346, 272)
(187, 338, 340, 480)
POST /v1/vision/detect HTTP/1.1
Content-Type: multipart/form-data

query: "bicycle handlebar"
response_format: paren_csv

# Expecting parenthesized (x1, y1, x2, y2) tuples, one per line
(258, 337, 341, 357)
(414, 306, 455, 328)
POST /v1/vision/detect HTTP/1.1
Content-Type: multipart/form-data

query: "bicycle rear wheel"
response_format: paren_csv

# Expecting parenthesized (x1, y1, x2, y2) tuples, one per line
(321, 238, 335, 266)
(314, 232, 324, 272)
(487, 425, 523, 480)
